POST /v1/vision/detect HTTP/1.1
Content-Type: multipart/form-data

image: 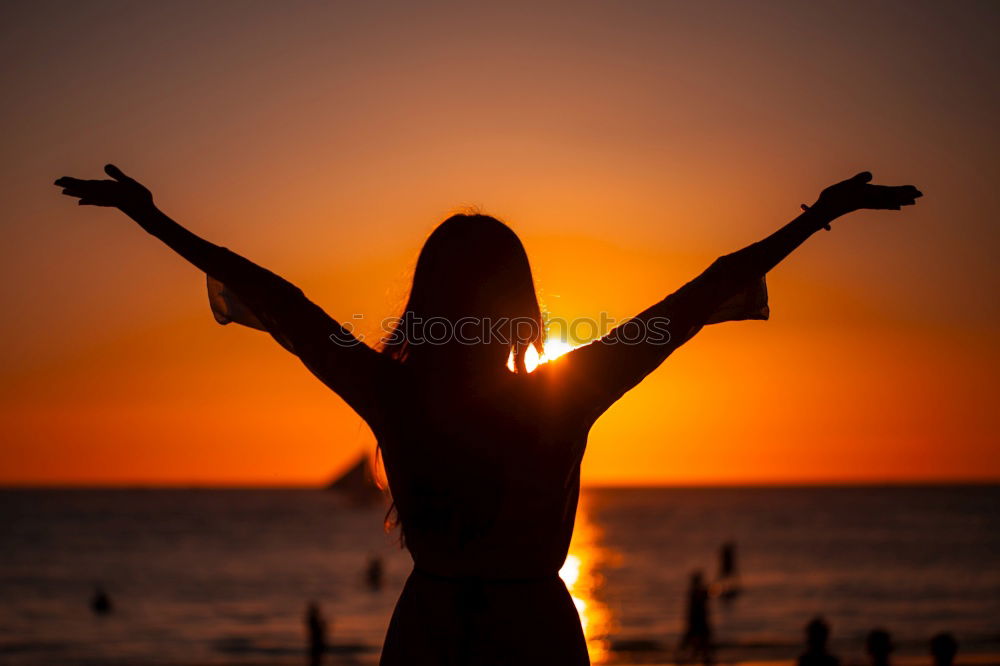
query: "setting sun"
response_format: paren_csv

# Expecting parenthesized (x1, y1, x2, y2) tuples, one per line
(510, 338, 578, 373)
(3, 2, 998, 665)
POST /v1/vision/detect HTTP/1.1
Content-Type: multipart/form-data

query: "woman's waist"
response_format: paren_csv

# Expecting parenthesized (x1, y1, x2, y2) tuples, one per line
(411, 565, 562, 586)
(408, 545, 567, 584)
(403, 566, 570, 611)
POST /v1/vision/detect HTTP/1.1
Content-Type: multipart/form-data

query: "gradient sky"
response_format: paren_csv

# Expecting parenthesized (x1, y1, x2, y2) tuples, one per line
(1, 0, 997, 485)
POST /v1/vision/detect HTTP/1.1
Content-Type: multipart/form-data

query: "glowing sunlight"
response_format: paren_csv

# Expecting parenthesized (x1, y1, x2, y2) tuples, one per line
(509, 338, 577, 373)
(559, 497, 613, 663)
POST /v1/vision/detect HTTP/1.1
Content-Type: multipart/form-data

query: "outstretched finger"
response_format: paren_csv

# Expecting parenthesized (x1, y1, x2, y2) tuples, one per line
(873, 187, 918, 209)
(54, 176, 87, 188)
(891, 185, 922, 205)
(104, 164, 132, 182)
(851, 171, 873, 184)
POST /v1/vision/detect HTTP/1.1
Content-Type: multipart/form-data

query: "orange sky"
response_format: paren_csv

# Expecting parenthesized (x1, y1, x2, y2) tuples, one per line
(1, 1, 997, 485)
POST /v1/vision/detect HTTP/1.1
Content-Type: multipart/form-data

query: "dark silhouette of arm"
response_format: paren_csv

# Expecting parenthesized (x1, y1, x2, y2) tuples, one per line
(545, 172, 922, 419)
(55, 165, 386, 422)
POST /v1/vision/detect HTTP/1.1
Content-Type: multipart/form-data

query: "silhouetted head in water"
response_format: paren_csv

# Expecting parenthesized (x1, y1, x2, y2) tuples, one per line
(866, 629, 893, 666)
(690, 570, 706, 589)
(381, 214, 544, 374)
(806, 617, 831, 651)
(90, 586, 112, 615)
(929, 633, 958, 666)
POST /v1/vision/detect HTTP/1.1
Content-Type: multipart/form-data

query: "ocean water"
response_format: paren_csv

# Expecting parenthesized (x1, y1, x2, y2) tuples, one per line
(1, 486, 997, 665)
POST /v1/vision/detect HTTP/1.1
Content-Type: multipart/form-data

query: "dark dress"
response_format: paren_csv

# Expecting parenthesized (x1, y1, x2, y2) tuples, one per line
(204, 247, 768, 665)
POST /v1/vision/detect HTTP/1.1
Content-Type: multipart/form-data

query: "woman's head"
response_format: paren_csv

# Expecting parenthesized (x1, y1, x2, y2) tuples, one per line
(381, 213, 544, 373)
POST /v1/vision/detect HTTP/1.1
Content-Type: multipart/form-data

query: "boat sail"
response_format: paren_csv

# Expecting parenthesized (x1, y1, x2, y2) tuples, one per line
(326, 454, 386, 505)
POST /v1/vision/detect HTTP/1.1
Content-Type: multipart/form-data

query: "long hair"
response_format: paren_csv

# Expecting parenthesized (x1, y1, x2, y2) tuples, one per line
(380, 213, 544, 373)
(377, 213, 545, 539)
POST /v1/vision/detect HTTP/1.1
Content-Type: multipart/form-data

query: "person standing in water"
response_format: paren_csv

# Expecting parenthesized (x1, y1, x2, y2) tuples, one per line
(678, 570, 714, 664)
(54, 166, 921, 665)
(305, 602, 328, 666)
(717, 541, 741, 600)
(366, 555, 385, 591)
(719, 541, 737, 580)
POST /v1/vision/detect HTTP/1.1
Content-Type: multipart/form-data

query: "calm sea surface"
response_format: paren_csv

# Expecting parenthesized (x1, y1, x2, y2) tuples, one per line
(1, 486, 997, 665)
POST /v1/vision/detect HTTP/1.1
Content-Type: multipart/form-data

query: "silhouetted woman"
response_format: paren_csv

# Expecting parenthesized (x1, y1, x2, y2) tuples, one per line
(55, 166, 921, 665)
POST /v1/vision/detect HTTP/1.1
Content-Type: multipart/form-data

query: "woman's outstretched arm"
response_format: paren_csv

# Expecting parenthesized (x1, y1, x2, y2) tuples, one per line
(670, 171, 922, 303)
(546, 172, 922, 420)
(57, 165, 296, 300)
(54, 164, 386, 422)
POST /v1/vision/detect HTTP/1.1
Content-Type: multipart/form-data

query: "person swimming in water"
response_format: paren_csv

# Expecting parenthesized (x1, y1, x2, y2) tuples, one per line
(54, 165, 921, 664)
(798, 616, 841, 666)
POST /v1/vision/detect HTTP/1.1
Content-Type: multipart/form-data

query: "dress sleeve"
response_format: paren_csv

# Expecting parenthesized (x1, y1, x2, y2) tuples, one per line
(202, 247, 388, 425)
(208, 275, 298, 352)
(704, 275, 769, 324)
(538, 256, 770, 423)
(208, 275, 265, 328)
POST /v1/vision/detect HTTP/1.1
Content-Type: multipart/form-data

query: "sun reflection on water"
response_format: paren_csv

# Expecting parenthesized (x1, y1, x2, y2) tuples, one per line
(506, 338, 614, 659)
(559, 496, 614, 663)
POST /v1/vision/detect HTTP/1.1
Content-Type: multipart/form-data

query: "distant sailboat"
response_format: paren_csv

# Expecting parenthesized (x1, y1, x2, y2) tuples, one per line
(326, 454, 386, 505)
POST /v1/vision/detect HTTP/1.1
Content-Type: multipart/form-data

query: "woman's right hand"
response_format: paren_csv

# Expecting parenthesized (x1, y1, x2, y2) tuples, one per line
(54, 164, 153, 211)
